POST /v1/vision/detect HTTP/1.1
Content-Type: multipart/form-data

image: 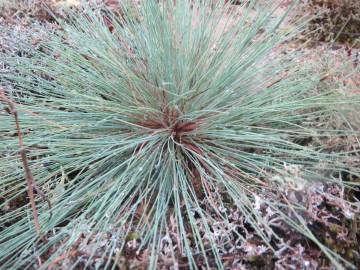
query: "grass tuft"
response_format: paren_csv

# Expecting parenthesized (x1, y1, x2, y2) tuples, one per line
(0, 1, 359, 269)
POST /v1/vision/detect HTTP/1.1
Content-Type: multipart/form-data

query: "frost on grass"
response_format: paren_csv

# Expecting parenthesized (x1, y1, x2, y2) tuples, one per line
(0, 1, 359, 269)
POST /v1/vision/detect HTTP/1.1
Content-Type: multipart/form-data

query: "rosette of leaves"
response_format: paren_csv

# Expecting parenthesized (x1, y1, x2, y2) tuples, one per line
(0, 1, 359, 269)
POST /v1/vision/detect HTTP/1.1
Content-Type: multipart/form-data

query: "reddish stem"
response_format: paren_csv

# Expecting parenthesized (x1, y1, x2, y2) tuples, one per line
(0, 90, 41, 236)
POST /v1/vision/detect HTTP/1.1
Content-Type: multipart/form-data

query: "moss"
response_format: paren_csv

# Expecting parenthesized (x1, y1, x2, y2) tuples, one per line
(247, 255, 259, 262)
(125, 232, 140, 241)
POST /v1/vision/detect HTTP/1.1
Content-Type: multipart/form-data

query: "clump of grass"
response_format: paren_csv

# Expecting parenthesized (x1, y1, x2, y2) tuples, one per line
(0, 1, 359, 269)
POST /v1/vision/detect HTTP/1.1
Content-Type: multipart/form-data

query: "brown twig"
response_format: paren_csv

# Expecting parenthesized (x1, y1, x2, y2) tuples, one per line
(0, 89, 42, 235)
